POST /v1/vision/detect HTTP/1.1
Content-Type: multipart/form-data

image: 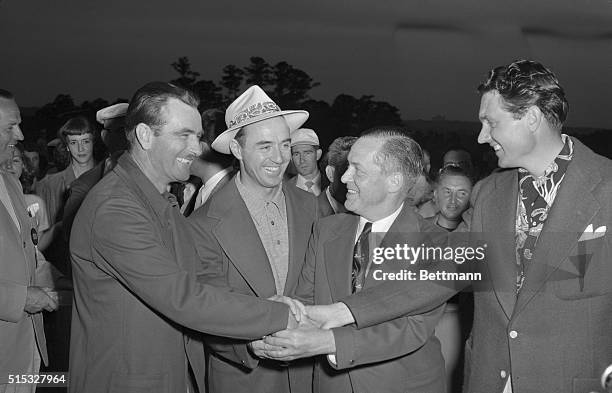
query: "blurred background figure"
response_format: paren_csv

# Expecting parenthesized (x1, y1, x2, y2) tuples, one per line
(289, 128, 327, 195)
(318, 136, 356, 217)
(62, 103, 129, 241)
(181, 108, 234, 216)
(35, 116, 97, 277)
(427, 165, 473, 231)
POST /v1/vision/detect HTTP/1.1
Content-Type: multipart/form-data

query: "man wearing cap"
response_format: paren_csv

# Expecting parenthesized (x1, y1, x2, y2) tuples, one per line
(62, 102, 129, 240)
(189, 85, 318, 393)
(289, 128, 327, 196)
(1, 89, 58, 393)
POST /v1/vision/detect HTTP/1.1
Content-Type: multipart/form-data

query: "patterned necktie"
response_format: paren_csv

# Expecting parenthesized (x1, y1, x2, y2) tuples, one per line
(352, 222, 372, 293)
(305, 180, 314, 193)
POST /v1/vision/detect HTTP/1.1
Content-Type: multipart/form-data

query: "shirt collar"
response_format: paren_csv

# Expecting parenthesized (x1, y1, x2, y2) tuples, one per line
(356, 203, 404, 239)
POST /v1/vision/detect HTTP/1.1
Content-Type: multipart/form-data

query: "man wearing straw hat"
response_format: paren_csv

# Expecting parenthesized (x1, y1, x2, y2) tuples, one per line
(189, 85, 318, 393)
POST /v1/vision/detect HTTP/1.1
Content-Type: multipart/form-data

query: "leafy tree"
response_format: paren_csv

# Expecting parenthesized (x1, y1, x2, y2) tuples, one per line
(193, 79, 224, 111)
(170, 56, 200, 89)
(271, 61, 319, 109)
(244, 56, 273, 89)
(220, 64, 245, 105)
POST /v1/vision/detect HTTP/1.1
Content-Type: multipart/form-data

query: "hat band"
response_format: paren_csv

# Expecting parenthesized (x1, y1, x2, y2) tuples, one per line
(229, 101, 281, 127)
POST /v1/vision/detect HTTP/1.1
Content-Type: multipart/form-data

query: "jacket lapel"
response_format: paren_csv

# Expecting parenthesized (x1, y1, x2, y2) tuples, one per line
(483, 171, 519, 320)
(324, 214, 358, 300)
(513, 140, 601, 315)
(283, 184, 311, 295)
(209, 181, 276, 298)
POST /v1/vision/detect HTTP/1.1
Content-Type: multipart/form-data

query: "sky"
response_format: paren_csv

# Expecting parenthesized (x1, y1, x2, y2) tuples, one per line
(2, 0, 612, 128)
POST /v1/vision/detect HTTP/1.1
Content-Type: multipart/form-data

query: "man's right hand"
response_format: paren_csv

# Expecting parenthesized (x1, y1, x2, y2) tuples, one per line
(305, 302, 355, 329)
(24, 286, 58, 314)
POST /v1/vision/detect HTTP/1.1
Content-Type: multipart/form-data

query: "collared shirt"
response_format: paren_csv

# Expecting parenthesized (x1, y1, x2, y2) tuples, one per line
(515, 134, 574, 293)
(194, 167, 233, 211)
(325, 187, 346, 214)
(235, 174, 289, 295)
(295, 172, 322, 196)
(329, 202, 404, 365)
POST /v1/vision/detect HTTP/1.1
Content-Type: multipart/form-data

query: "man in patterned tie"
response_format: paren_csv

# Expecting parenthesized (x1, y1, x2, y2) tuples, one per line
(304, 60, 612, 393)
(256, 128, 446, 393)
(288, 128, 326, 196)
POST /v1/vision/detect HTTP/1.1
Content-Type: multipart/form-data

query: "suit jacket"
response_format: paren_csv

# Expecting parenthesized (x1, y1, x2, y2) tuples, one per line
(294, 205, 445, 393)
(188, 179, 319, 393)
(68, 154, 290, 393)
(343, 138, 612, 393)
(62, 160, 106, 242)
(183, 169, 234, 217)
(317, 188, 335, 218)
(0, 172, 47, 383)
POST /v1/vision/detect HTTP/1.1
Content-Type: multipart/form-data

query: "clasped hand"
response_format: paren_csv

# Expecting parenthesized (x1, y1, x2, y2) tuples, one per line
(250, 299, 350, 361)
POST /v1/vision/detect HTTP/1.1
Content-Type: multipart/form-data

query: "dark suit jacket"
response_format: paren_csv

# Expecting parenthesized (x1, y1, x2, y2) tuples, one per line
(317, 188, 335, 218)
(188, 180, 318, 393)
(0, 172, 47, 383)
(69, 155, 290, 393)
(343, 138, 612, 393)
(62, 160, 106, 241)
(183, 169, 234, 217)
(294, 204, 445, 393)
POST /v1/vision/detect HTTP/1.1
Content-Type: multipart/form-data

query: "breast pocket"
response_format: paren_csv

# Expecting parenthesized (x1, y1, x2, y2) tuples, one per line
(553, 237, 610, 300)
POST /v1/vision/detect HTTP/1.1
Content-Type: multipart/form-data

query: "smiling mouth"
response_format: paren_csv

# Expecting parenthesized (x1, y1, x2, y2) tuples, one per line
(176, 157, 193, 165)
(264, 166, 281, 174)
(492, 143, 501, 152)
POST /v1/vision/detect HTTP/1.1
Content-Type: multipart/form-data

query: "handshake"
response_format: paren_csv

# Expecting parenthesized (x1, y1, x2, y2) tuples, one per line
(248, 296, 354, 362)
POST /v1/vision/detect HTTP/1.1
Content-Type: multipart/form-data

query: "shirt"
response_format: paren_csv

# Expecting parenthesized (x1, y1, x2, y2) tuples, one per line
(295, 172, 322, 196)
(235, 174, 289, 295)
(194, 167, 233, 210)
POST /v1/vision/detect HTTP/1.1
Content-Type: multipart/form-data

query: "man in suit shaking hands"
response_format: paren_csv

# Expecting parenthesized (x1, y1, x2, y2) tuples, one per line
(307, 60, 612, 393)
(259, 128, 446, 393)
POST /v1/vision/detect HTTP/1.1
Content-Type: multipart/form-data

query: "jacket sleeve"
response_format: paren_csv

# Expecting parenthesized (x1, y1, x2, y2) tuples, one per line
(0, 281, 27, 322)
(91, 196, 289, 340)
(330, 304, 445, 369)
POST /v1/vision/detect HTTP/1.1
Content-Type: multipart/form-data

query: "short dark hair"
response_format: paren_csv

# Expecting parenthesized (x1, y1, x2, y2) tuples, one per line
(477, 60, 568, 130)
(360, 126, 423, 192)
(124, 82, 200, 147)
(327, 136, 357, 171)
(0, 89, 15, 100)
(201, 108, 226, 145)
(435, 165, 473, 186)
(58, 116, 96, 145)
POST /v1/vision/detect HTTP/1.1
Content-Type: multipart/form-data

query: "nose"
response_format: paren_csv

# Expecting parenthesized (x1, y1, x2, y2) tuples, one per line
(190, 135, 203, 156)
(341, 167, 352, 184)
(270, 145, 283, 163)
(477, 125, 490, 144)
(13, 125, 24, 142)
(450, 192, 458, 205)
(78, 142, 85, 152)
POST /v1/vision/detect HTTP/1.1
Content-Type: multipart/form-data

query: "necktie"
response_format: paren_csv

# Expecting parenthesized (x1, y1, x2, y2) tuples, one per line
(352, 222, 372, 293)
(305, 180, 314, 194)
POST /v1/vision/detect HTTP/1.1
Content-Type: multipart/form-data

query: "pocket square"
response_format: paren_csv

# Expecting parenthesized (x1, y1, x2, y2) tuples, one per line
(579, 224, 606, 241)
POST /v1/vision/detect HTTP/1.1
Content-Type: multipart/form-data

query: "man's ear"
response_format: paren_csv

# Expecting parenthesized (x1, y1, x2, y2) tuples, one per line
(325, 165, 335, 183)
(135, 123, 153, 150)
(386, 172, 403, 193)
(316, 149, 322, 161)
(525, 105, 543, 133)
(229, 139, 242, 161)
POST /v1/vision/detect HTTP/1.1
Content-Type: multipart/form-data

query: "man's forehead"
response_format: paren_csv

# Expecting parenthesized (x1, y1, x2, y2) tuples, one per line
(0, 98, 20, 120)
(292, 144, 316, 152)
(439, 175, 472, 188)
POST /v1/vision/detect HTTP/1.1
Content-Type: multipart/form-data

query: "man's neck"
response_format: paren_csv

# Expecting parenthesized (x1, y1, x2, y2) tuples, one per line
(436, 214, 461, 230)
(239, 172, 282, 200)
(130, 151, 167, 193)
(299, 171, 319, 181)
(523, 132, 565, 177)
